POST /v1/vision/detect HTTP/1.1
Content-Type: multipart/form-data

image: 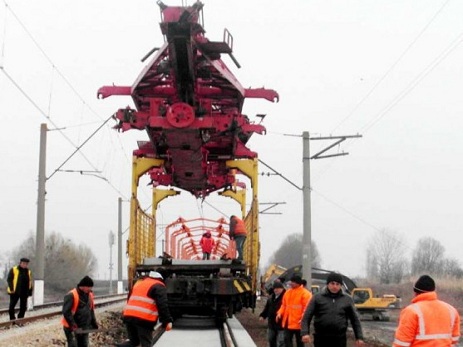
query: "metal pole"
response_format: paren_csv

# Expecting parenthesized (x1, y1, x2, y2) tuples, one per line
(34, 123, 47, 306)
(302, 131, 312, 289)
(117, 197, 123, 293)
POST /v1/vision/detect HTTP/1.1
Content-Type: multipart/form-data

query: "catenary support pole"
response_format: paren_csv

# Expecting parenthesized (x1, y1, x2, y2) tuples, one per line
(34, 123, 47, 306)
(302, 131, 312, 289)
(117, 197, 123, 294)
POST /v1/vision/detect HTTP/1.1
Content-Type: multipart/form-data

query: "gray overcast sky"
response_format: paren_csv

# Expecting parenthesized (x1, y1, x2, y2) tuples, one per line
(1, 0, 462, 280)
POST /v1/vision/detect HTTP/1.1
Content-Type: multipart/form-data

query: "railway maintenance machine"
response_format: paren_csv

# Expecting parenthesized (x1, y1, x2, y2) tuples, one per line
(98, 1, 278, 319)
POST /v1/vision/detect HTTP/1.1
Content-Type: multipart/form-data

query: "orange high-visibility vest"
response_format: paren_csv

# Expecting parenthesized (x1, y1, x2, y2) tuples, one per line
(393, 292, 460, 347)
(7, 266, 33, 294)
(277, 285, 312, 330)
(61, 288, 95, 328)
(123, 278, 164, 323)
(231, 217, 247, 236)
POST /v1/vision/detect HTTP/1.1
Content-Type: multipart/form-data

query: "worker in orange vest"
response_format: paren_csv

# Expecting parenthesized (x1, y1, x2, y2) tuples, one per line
(276, 275, 312, 347)
(117, 271, 173, 347)
(229, 215, 247, 261)
(200, 231, 215, 260)
(393, 274, 460, 347)
(61, 276, 98, 347)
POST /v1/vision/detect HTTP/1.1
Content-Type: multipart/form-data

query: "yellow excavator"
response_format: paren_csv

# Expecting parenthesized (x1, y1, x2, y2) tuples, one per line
(261, 264, 287, 294)
(274, 265, 401, 321)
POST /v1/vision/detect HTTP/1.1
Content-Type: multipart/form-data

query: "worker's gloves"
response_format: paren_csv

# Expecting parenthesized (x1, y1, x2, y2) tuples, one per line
(71, 324, 78, 332)
(164, 322, 173, 331)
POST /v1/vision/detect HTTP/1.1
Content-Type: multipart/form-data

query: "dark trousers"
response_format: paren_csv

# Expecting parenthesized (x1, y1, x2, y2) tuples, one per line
(125, 321, 154, 347)
(8, 293, 28, 320)
(284, 329, 303, 347)
(64, 327, 89, 347)
(313, 334, 347, 347)
(268, 328, 285, 347)
(234, 235, 246, 260)
(202, 252, 211, 260)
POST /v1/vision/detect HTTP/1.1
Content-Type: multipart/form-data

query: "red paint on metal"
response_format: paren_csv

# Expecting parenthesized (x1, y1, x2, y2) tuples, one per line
(98, 1, 278, 198)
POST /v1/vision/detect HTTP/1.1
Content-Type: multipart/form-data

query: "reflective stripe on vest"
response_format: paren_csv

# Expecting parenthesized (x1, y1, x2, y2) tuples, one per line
(123, 278, 163, 322)
(393, 339, 411, 346)
(7, 266, 32, 294)
(61, 288, 95, 327)
(410, 302, 454, 341)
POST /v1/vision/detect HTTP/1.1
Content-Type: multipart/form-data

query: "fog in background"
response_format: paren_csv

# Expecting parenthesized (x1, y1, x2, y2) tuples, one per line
(1, 0, 462, 279)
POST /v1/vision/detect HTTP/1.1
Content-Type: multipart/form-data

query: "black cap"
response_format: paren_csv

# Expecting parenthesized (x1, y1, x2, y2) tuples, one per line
(273, 281, 285, 289)
(413, 275, 435, 293)
(77, 276, 94, 287)
(20, 258, 30, 263)
(290, 275, 303, 285)
(326, 272, 343, 284)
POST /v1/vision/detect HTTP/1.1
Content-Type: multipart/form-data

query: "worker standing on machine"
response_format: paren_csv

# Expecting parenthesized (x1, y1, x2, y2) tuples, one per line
(117, 271, 173, 347)
(229, 215, 247, 261)
(200, 231, 215, 260)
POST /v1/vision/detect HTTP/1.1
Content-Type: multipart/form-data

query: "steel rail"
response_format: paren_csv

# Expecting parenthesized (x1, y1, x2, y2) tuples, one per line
(0, 295, 126, 329)
(0, 293, 126, 315)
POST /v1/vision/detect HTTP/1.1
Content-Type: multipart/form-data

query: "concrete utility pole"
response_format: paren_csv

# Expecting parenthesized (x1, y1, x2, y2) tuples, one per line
(302, 132, 312, 288)
(301, 133, 362, 288)
(108, 230, 115, 294)
(34, 123, 47, 306)
(117, 197, 123, 294)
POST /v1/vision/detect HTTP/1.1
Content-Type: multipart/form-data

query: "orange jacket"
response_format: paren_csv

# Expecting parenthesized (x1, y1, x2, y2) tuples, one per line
(230, 216, 247, 238)
(123, 278, 164, 323)
(393, 292, 460, 347)
(200, 234, 215, 253)
(277, 285, 312, 330)
(61, 288, 95, 328)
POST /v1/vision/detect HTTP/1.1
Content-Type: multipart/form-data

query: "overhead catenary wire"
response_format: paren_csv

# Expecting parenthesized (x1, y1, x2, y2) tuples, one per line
(329, 0, 452, 135)
(1, 67, 127, 199)
(0, 0, 133, 199)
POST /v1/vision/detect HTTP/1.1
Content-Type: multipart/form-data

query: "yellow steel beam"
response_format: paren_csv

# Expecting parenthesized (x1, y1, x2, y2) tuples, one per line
(226, 159, 260, 294)
(219, 189, 246, 217)
(128, 157, 164, 286)
(152, 188, 180, 255)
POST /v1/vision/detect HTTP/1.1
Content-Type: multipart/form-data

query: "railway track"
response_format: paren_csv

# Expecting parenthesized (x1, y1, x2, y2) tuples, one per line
(0, 297, 257, 347)
(150, 316, 256, 347)
(0, 294, 126, 328)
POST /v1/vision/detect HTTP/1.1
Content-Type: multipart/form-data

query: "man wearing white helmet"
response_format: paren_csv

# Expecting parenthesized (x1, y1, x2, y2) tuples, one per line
(117, 271, 173, 347)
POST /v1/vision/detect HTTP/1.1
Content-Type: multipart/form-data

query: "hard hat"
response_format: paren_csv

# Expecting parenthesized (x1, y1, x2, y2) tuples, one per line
(148, 271, 163, 280)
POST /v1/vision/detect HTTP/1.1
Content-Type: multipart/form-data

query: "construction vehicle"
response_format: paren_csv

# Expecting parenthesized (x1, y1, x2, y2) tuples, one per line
(97, 1, 278, 320)
(261, 264, 287, 291)
(277, 265, 401, 321)
(352, 288, 401, 321)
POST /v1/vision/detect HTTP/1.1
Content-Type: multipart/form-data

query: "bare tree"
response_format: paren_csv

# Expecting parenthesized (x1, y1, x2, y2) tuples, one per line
(268, 233, 321, 269)
(442, 258, 463, 278)
(366, 229, 408, 284)
(10, 232, 98, 292)
(411, 237, 445, 276)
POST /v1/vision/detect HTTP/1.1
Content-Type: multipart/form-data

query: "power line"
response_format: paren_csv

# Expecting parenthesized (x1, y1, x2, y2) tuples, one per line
(361, 31, 463, 133)
(47, 115, 113, 180)
(0, 0, 133, 199)
(258, 159, 302, 191)
(1, 67, 127, 199)
(329, 0, 452, 134)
